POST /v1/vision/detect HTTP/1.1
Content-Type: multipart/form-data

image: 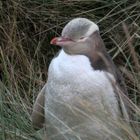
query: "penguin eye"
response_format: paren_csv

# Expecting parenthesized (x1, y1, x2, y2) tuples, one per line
(77, 36, 88, 42)
(80, 37, 85, 40)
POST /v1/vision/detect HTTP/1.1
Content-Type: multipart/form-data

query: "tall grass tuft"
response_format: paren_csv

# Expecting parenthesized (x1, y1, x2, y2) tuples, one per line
(0, 0, 140, 139)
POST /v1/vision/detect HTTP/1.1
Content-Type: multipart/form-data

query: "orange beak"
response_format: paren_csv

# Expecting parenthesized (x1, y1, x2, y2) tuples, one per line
(50, 37, 58, 45)
(50, 37, 73, 45)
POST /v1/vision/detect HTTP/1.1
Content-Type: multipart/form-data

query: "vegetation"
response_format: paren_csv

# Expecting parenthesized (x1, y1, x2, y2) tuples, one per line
(0, 0, 140, 139)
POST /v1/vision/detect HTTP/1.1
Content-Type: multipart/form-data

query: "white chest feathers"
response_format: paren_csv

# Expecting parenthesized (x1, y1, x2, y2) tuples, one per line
(45, 50, 121, 140)
(47, 50, 119, 117)
(48, 50, 94, 80)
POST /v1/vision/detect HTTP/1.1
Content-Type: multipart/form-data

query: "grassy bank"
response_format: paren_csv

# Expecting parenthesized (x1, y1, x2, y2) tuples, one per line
(0, 0, 140, 139)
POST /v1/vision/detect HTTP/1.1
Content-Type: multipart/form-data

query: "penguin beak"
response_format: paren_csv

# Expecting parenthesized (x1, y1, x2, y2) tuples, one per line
(50, 37, 59, 45)
(50, 37, 73, 45)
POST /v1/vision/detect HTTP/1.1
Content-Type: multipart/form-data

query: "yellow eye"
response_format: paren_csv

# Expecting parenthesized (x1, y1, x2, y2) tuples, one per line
(80, 37, 85, 40)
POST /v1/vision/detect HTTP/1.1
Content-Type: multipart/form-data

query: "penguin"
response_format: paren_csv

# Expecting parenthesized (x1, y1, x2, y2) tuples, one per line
(31, 18, 135, 140)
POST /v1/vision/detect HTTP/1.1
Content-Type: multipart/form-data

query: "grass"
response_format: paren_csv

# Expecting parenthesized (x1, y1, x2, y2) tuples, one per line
(0, 0, 140, 139)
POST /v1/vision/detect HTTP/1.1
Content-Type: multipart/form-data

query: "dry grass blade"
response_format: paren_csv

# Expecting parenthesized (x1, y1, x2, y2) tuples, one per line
(0, 0, 140, 140)
(122, 22, 140, 71)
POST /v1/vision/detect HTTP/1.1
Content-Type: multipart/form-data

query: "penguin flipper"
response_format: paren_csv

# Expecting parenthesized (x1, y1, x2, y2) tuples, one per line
(31, 85, 46, 130)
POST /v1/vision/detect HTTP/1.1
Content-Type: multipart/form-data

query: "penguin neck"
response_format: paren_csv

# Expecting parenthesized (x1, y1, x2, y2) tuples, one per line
(54, 49, 94, 74)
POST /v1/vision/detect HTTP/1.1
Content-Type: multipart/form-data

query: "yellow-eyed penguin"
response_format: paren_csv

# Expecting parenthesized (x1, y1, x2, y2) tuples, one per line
(31, 18, 135, 140)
